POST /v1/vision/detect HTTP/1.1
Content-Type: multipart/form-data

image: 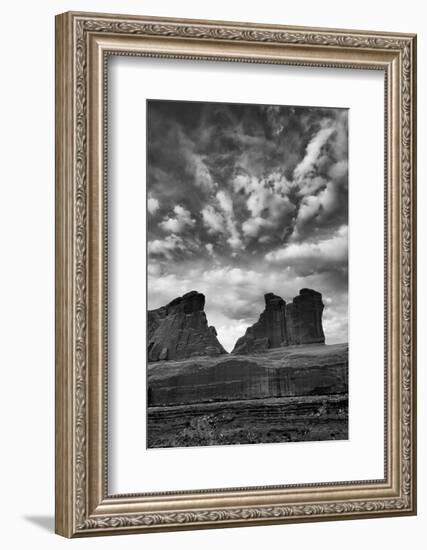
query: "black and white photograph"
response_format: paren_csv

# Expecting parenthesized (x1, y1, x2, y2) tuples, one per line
(146, 99, 349, 449)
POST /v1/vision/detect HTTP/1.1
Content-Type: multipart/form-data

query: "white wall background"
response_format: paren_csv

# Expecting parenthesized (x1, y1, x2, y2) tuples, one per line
(0, 1, 424, 548)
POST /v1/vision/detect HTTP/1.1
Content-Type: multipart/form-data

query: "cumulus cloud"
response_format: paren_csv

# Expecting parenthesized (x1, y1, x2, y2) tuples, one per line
(294, 124, 335, 182)
(265, 225, 348, 275)
(290, 113, 348, 242)
(241, 216, 272, 238)
(147, 196, 159, 214)
(201, 205, 225, 234)
(200, 192, 243, 250)
(147, 261, 162, 277)
(205, 243, 214, 255)
(191, 154, 216, 192)
(216, 191, 243, 250)
(148, 234, 186, 260)
(159, 205, 195, 233)
(233, 173, 294, 240)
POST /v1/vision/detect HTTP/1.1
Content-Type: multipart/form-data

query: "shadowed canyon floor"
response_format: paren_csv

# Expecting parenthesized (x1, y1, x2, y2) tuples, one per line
(147, 343, 348, 448)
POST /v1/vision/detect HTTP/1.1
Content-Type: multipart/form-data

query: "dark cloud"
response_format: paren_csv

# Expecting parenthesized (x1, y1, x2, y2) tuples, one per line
(147, 99, 348, 349)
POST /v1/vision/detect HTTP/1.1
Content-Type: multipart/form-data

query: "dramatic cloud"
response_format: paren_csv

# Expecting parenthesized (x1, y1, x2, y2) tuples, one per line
(148, 234, 186, 260)
(159, 205, 195, 233)
(294, 124, 335, 182)
(233, 172, 295, 241)
(265, 225, 348, 276)
(147, 196, 159, 214)
(147, 100, 348, 348)
(205, 243, 214, 255)
(201, 205, 225, 234)
(216, 190, 243, 250)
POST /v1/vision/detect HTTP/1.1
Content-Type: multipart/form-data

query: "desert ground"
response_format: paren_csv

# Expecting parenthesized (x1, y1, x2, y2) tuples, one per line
(147, 343, 348, 448)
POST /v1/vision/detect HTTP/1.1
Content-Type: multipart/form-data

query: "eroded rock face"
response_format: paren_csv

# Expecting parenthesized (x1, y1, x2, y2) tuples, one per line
(232, 288, 325, 354)
(232, 293, 288, 355)
(286, 288, 325, 345)
(148, 343, 348, 406)
(147, 291, 227, 362)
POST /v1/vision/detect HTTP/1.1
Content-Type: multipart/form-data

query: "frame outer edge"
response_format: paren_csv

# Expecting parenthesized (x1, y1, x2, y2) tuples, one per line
(413, 34, 417, 515)
(62, 10, 417, 40)
(410, 34, 417, 515)
(55, 12, 75, 538)
(54, 10, 417, 537)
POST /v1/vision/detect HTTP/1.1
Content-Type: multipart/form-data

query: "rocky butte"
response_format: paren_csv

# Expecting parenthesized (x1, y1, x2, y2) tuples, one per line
(232, 288, 325, 354)
(147, 291, 227, 362)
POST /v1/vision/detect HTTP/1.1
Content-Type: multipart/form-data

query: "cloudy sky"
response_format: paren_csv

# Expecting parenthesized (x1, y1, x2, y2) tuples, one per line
(147, 100, 348, 351)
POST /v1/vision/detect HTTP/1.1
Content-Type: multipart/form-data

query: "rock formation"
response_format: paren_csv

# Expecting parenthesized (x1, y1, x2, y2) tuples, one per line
(147, 291, 227, 362)
(232, 293, 288, 355)
(148, 343, 348, 406)
(232, 288, 325, 354)
(286, 288, 325, 345)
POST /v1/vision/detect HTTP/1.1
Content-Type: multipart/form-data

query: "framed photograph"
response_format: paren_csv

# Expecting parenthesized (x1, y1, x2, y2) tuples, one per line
(55, 11, 417, 537)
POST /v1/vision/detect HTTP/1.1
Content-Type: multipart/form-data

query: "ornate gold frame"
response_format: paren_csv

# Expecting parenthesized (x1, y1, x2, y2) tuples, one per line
(55, 11, 417, 538)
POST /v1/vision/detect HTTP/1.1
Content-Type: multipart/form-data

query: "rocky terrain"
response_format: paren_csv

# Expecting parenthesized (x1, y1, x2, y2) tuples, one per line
(148, 343, 348, 406)
(148, 394, 348, 448)
(147, 343, 348, 448)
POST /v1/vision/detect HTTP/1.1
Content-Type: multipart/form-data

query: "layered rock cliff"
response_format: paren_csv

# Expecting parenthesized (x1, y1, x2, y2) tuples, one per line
(148, 343, 348, 406)
(232, 288, 325, 354)
(147, 291, 227, 362)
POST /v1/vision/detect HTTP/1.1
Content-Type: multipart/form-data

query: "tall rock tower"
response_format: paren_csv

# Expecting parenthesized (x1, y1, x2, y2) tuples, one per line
(147, 291, 227, 362)
(231, 288, 325, 354)
(232, 293, 288, 354)
(285, 288, 325, 345)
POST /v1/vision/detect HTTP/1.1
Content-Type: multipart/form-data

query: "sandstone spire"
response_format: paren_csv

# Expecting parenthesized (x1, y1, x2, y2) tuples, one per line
(231, 288, 325, 354)
(147, 291, 227, 362)
(232, 293, 288, 355)
(286, 288, 325, 345)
